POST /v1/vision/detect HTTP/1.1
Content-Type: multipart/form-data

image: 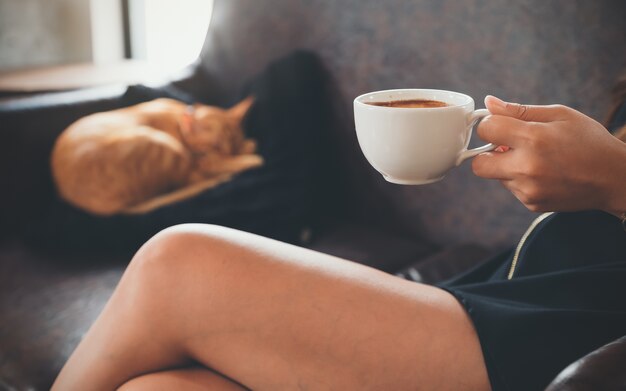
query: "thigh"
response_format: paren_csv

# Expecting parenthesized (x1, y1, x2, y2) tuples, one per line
(150, 225, 491, 391)
(117, 367, 247, 391)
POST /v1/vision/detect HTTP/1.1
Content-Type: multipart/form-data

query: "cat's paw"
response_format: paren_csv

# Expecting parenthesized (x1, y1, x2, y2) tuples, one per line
(199, 154, 263, 176)
(240, 139, 258, 154)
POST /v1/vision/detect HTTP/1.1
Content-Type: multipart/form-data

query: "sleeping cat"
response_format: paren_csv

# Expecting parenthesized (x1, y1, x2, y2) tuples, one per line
(51, 97, 263, 216)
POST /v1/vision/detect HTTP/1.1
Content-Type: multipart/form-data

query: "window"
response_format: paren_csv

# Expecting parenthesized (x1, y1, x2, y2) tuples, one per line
(0, 0, 213, 93)
(0, 0, 213, 72)
(125, 0, 213, 71)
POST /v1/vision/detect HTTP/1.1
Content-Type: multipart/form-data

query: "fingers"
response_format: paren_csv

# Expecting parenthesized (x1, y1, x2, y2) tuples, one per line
(473, 153, 549, 212)
(485, 95, 571, 122)
(476, 114, 528, 147)
(478, 95, 572, 148)
(471, 150, 516, 180)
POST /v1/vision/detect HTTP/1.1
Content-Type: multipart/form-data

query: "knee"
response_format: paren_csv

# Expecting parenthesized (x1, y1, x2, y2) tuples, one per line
(116, 373, 173, 391)
(117, 369, 247, 391)
(116, 376, 148, 391)
(125, 224, 243, 292)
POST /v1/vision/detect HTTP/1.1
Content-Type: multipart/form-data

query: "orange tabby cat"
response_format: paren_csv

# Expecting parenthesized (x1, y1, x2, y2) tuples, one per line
(51, 97, 263, 216)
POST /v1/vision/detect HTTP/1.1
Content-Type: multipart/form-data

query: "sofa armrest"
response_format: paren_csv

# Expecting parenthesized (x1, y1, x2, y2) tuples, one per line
(545, 335, 626, 391)
(0, 85, 130, 239)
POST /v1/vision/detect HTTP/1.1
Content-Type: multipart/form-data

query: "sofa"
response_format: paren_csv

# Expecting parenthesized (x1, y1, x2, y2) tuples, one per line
(1, 1, 626, 390)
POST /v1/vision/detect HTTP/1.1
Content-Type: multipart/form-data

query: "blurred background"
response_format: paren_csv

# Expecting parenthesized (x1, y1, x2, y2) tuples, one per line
(0, 0, 213, 92)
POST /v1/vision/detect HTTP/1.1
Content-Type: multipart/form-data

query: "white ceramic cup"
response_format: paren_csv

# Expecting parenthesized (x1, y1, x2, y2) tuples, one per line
(353, 89, 495, 185)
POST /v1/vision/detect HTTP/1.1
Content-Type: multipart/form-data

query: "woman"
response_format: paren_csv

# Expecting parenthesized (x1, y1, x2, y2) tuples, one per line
(52, 95, 626, 391)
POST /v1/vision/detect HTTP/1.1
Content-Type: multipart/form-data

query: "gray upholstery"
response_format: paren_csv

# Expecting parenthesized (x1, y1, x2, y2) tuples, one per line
(200, 0, 626, 249)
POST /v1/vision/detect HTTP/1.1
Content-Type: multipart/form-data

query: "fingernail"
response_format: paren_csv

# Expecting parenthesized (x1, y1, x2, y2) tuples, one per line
(494, 145, 510, 153)
(486, 95, 506, 109)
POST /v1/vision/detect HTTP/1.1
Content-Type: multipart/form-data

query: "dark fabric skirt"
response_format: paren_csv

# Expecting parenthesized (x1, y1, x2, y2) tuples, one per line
(438, 211, 626, 391)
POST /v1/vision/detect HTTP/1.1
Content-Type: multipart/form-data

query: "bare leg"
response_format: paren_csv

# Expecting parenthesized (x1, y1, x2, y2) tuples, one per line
(118, 367, 247, 391)
(52, 224, 490, 391)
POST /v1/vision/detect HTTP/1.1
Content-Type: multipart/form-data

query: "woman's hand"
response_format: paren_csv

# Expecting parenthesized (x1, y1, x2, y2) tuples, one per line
(473, 96, 626, 215)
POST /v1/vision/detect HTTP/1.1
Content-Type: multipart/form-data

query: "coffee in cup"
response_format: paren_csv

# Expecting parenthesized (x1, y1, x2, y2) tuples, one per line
(366, 99, 449, 109)
(354, 89, 494, 184)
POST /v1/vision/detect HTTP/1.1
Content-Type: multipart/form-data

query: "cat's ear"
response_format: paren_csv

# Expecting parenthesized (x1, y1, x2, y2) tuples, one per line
(228, 96, 255, 123)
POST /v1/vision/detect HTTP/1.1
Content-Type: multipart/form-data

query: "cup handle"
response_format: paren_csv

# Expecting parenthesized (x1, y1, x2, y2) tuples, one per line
(455, 109, 496, 166)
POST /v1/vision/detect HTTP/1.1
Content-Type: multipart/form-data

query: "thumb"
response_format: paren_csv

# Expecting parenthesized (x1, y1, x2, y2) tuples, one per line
(485, 95, 562, 123)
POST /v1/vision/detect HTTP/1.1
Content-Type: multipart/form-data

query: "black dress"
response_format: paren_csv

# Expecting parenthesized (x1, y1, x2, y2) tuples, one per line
(439, 211, 626, 391)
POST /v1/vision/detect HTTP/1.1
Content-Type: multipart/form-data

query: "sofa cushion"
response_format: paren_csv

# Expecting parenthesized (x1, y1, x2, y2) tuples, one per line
(0, 240, 125, 390)
(394, 243, 492, 284)
(305, 220, 436, 272)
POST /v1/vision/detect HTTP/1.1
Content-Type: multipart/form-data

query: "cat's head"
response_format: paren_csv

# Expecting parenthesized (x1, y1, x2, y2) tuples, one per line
(184, 97, 255, 154)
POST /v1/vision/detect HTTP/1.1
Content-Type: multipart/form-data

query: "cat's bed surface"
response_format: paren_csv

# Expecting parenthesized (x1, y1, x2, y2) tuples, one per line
(124, 173, 235, 214)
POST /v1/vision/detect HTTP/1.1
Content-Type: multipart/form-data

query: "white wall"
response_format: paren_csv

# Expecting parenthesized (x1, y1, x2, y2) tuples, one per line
(0, 0, 93, 71)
